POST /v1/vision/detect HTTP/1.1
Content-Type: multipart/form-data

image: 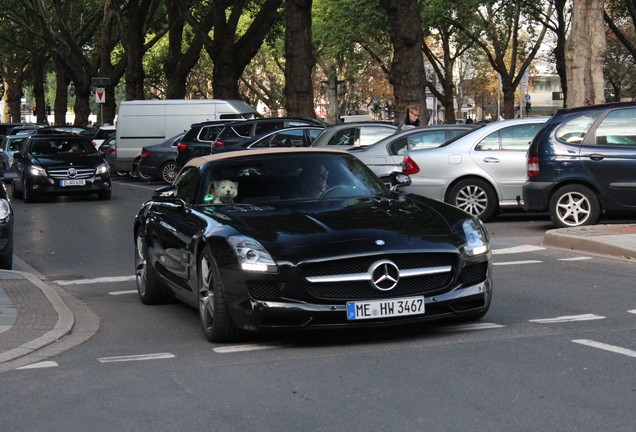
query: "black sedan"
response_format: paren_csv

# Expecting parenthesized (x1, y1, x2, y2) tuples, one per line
(8, 133, 111, 202)
(134, 148, 492, 342)
(138, 133, 184, 183)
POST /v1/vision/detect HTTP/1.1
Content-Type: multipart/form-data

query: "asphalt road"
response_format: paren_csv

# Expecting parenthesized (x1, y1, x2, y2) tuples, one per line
(1, 178, 635, 431)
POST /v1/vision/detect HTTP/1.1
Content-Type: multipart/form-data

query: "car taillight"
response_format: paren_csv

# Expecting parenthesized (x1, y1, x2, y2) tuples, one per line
(91, 141, 97, 147)
(527, 156, 539, 177)
(401, 156, 420, 175)
(108, 147, 115, 155)
(177, 143, 187, 153)
(212, 141, 224, 149)
(140, 150, 151, 160)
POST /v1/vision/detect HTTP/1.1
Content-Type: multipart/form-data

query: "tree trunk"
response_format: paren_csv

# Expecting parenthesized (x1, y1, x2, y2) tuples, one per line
(379, 0, 427, 124)
(284, 0, 315, 118)
(53, 56, 70, 126)
(565, 0, 606, 107)
(31, 52, 48, 124)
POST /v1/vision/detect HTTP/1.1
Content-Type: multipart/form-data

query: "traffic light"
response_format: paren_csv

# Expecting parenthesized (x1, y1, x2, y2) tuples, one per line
(32, 107, 37, 116)
(526, 102, 531, 112)
(373, 104, 379, 113)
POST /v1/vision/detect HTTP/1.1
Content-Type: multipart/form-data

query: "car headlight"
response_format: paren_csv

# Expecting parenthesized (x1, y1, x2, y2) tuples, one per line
(227, 236, 277, 272)
(0, 199, 10, 220)
(96, 162, 110, 175)
(462, 219, 489, 256)
(28, 165, 47, 176)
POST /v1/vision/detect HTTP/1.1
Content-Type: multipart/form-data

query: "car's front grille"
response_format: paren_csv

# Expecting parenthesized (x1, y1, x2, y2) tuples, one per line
(302, 253, 457, 300)
(459, 262, 489, 287)
(48, 168, 95, 179)
(247, 281, 281, 301)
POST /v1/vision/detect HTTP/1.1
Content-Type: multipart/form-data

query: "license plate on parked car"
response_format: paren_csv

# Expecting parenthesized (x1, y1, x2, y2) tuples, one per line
(346, 296, 425, 320)
(60, 179, 86, 187)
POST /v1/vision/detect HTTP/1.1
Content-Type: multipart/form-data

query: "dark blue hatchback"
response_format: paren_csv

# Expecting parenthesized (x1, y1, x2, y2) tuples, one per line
(522, 102, 636, 227)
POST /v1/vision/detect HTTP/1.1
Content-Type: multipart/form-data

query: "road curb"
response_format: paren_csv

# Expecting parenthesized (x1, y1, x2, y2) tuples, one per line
(544, 229, 636, 260)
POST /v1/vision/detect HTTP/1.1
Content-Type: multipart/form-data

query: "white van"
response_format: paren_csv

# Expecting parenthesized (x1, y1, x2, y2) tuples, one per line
(339, 114, 373, 123)
(113, 99, 259, 174)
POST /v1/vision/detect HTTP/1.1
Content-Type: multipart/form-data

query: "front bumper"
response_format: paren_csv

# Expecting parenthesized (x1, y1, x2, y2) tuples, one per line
(27, 175, 111, 197)
(521, 181, 555, 212)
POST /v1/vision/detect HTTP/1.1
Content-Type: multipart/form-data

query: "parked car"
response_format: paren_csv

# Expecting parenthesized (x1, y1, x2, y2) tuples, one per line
(210, 117, 325, 151)
(0, 134, 29, 173)
(0, 123, 37, 137)
(399, 117, 548, 221)
(348, 124, 479, 185)
(213, 126, 325, 153)
(522, 102, 636, 228)
(7, 133, 111, 202)
(0, 181, 14, 269)
(91, 125, 116, 150)
(174, 120, 239, 169)
(310, 122, 397, 148)
(138, 133, 185, 183)
(134, 148, 492, 342)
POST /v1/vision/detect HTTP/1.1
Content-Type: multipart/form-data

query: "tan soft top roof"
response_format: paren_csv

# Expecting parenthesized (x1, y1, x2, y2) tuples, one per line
(184, 147, 350, 168)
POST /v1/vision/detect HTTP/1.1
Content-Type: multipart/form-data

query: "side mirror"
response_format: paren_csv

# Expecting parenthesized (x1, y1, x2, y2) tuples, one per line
(152, 185, 179, 201)
(2, 170, 18, 183)
(389, 172, 411, 191)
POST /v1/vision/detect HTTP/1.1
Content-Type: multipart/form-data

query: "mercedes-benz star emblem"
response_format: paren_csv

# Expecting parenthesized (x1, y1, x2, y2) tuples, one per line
(67, 168, 77, 178)
(369, 260, 400, 291)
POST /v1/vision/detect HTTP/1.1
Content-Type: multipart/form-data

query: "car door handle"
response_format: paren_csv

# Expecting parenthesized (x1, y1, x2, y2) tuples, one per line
(589, 153, 604, 161)
(482, 157, 500, 163)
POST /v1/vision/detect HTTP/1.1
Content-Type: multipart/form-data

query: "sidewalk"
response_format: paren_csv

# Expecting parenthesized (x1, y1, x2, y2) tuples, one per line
(0, 224, 635, 370)
(0, 256, 99, 372)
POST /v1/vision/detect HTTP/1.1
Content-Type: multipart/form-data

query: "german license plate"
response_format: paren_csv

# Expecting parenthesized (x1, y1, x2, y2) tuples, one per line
(60, 179, 85, 187)
(346, 296, 425, 320)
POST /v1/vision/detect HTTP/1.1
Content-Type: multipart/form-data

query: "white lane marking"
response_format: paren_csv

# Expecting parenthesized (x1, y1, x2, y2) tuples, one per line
(573, 339, 636, 358)
(436, 322, 505, 332)
(493, 260, 542, 266)
(109, 290, 138, 296)
(628, 310, 636, 315)
(54, 276, 135, 286)
(98, 353, 176, 363)
(529, 314, 605, 324)
(213, 344, 286, 353)
(558, 257, 592, 261)
(491, 245, 545, 255)
(17, 361, 59, 370)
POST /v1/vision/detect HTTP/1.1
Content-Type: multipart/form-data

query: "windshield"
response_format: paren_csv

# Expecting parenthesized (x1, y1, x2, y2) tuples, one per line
(195, 153, 388, 205)
(29, 138, 96, 156)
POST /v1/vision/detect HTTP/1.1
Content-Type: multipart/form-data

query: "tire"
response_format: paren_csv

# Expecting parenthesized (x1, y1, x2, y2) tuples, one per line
(11, 181, 22, 199)
(198, 246, 244, 343)
(133, 159, 153, 181)
(0, 251, 13, 270)
(160, 161, 178, 184)
(549, 184, 600, 228)
(135, 230, 168, 305)
(448, 178, 497, 221)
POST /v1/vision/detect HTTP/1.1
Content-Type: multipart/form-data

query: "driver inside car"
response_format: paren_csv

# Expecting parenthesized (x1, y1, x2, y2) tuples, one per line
(297, 163, 330, 198)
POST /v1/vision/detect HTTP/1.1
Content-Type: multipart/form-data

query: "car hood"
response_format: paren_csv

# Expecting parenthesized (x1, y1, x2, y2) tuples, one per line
(30, 153, 104, 168)
(205, 195, 461, 254)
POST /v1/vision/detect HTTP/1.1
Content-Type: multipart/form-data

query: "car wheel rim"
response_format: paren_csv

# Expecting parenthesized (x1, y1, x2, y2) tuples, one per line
(455, 185, 488, 216)
(162, 163, 177, 183)
(199, 255, 214, 331)
(556, 192, 590, 226)
(135, 234, 147, 296)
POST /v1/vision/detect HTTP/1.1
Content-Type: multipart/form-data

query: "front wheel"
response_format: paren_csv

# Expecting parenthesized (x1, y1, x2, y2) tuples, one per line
(448, 178, 497, 221)
(199, 246, 244, 343)
(135, 230, 167, 305)
(549, 184, 600, 228)
(132, 158, 153, 181)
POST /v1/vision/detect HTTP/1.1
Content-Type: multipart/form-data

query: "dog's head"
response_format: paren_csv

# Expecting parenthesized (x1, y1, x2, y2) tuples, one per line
(214, 180, 238, 202)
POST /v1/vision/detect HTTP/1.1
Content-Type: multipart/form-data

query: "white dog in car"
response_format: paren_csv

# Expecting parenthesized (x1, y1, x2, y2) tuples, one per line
(213, 180, 238, 204)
